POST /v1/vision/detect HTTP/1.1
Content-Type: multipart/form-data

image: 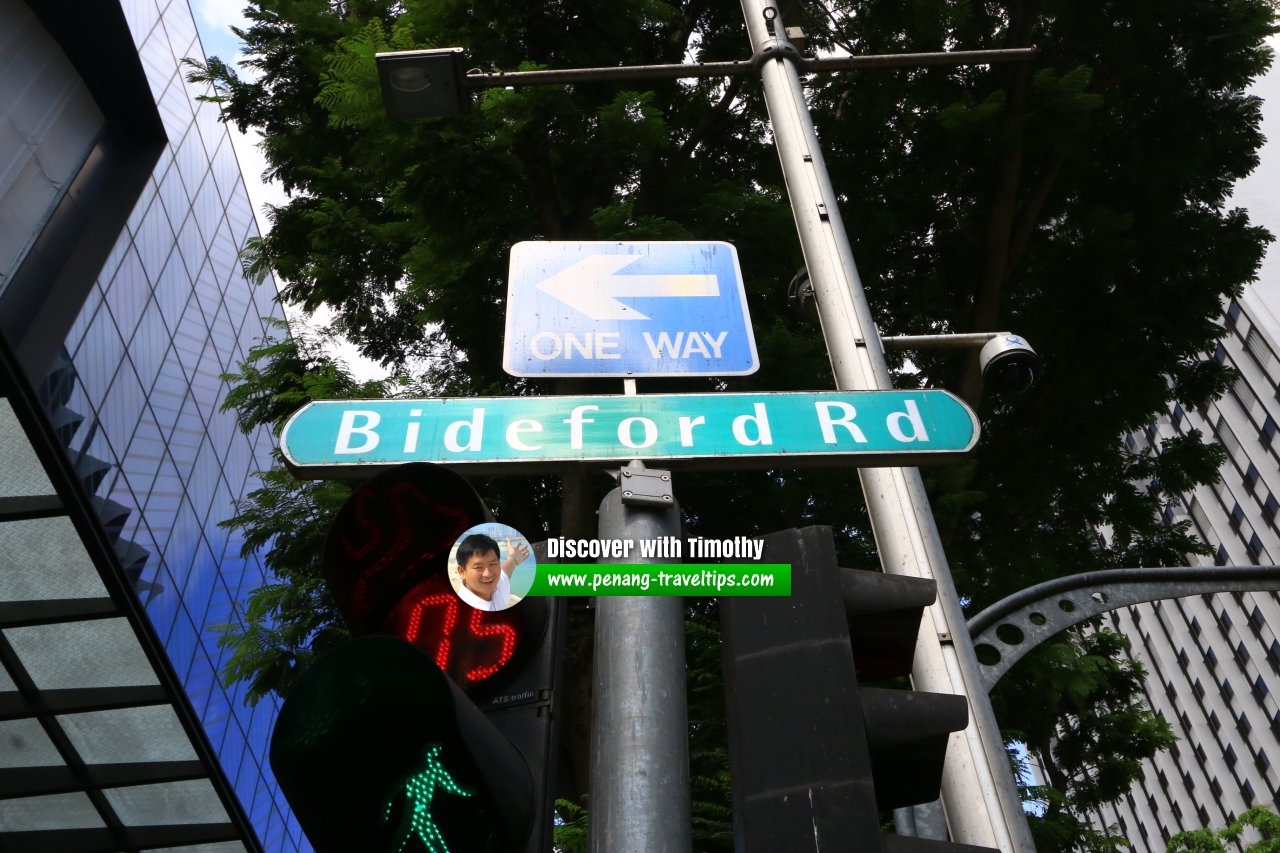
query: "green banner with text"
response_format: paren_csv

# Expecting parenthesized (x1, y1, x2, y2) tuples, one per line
(529, 563, 791, 596)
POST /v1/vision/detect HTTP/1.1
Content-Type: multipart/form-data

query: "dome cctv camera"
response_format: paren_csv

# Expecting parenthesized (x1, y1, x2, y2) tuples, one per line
(979, 334, 1040, 394)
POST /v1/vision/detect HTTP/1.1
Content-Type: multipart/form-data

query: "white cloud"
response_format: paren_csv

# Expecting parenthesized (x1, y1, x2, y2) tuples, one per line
(194, 0, 249, 32)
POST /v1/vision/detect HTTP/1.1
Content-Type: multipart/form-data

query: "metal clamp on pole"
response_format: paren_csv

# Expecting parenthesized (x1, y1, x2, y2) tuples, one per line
(619, 461, 674, 507)
(750, 6, 804, 73)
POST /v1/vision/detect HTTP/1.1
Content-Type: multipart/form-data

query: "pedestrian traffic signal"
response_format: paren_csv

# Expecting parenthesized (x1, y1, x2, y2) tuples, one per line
(271, 462, 562, 852)
(270, 636, 532, 852)
(321, 462, 552, 700)
(720, 526, 994, 852)
(384, 570, 549, 697)
(322, 461, 491, 635)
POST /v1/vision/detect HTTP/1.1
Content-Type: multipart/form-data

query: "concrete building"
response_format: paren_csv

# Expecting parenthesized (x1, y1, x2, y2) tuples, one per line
(1094, 297, 1280, 849)
(0, 0, 303, 849)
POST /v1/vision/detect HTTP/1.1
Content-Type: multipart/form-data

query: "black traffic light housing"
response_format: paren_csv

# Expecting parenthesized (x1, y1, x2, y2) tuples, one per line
(271, 636, 531, 852)
(720, 526, 993, 853)
(273, 462, 563, 853)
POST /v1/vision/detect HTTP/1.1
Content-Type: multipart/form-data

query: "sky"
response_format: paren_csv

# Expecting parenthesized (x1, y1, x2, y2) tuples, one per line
(1230, 36, 1280, 338)
(189, 6, 1280, 358)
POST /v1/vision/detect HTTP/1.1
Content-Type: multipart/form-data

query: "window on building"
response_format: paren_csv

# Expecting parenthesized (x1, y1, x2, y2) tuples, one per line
(1264, 415, 1279, 446)
(1247, 463, 1262, 490)
(1231, 502, 1247, 529)
(1194, 680, 1206, 700)
(1244, 780, 1256, 806)
(1192, 616, 1202, 636)
(1228, 299, 1243, 328)
(1240, 712, 1253, 735)
(1248, 328, 1276, 370)
(1269, 640, 1280, 673)
(1255, 675, 1269, 701)
(1251, 606, 1266, 632)
(1226, 744, 1237, 767)
(1178, 648, 1190, 667)
(1216, 342, 1229, 364)
(1207, 647, 1219, 669)
(1191, 499, 1211, 538)
(1236, 378, 1261, 414)
(1256, 747, 1269, 772)
(1236, 641, 1251, 665)
(1217, 545, 1230, 566)
(1249, 533, 1266, 564)
(1174, 403, 1187, 425)
(1222, 418, 1244, 456)
(1210, 777, 1223, 798)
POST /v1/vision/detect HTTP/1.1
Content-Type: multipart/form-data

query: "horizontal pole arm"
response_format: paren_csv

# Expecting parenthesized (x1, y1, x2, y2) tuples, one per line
(880, 332, 1007, 351)
(463, 46, 1036, 89)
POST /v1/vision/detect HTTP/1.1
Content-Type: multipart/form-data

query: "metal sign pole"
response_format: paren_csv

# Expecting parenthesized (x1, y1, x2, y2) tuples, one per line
(738, 2, 1035, 849)
(589, 461, 691, 853)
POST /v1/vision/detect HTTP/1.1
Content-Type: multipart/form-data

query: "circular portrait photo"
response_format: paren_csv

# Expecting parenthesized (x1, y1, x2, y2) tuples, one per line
(448, 523, 536, 611)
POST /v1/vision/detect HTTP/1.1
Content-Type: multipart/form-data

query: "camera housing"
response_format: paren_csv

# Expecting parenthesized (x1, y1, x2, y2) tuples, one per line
(979, 334, 1040, 394)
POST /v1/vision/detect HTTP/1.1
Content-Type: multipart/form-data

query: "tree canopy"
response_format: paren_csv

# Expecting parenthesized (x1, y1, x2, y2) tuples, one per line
(197, 1, 1277, 849)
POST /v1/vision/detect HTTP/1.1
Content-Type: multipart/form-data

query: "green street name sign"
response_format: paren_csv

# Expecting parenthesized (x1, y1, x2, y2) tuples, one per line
(280, 391, 979, 478)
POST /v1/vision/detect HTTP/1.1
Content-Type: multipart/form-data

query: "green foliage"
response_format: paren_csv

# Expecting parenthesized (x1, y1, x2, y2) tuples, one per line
(213, 321, 401, 703)
(213, 464, 351, 704)
(552, 798, 589, 853)
(686, 607, 733, 851)
(1168, 806, 1280, 853)
(198, 0, 1278, 847)
(996, 629, 1178, 851)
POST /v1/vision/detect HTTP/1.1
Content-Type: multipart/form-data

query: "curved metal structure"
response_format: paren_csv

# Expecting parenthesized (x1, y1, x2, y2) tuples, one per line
(968, 565, 1280, 693)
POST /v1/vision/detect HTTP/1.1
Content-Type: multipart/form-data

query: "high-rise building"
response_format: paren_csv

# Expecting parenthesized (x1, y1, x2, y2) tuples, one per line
(0, 0, 303, 849)
(1094, 297, 1280, 850)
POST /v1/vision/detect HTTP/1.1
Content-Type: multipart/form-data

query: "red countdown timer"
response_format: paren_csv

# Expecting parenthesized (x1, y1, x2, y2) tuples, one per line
(385, 572, 548, 695)
(322, 463, 547, 697)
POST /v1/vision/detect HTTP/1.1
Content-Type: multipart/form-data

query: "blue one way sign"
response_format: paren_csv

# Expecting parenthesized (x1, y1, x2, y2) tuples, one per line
(503, 241, 759, 377)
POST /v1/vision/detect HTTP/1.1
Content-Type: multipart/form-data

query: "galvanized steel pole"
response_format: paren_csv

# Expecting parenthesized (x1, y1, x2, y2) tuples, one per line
(589, 464, 691, 853)
(738, 2, 1035, 849)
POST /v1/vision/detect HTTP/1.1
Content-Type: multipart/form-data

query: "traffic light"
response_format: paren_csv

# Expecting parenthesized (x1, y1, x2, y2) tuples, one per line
(720, 525, 994, 853)
(270, 636, 531, 852)
(272, 462, 562, 853)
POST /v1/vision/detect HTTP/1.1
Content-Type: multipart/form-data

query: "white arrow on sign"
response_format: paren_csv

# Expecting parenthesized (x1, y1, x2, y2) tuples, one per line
(535, 254, 719, 321)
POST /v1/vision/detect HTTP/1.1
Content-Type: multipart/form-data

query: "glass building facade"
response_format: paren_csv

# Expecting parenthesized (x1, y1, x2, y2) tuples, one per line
(0, 0, 304, 849)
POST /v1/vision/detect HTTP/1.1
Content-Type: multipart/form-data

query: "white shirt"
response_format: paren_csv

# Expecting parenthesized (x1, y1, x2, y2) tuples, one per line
(456, 570, 512, 611)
